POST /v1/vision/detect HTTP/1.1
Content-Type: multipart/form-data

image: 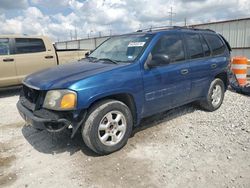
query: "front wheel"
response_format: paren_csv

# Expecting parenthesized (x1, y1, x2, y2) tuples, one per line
(199, 78, 225, 111)
(82, 100, 133, 155)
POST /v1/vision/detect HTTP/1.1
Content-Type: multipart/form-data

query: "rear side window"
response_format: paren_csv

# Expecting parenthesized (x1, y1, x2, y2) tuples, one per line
(200, 35, 211, 56)
(184, 33, 204, 59)
(0, 38, 10, 55)
(152, 34, 185, 63)
(15, 38, 46, 54)
(203, 34, 226, 56)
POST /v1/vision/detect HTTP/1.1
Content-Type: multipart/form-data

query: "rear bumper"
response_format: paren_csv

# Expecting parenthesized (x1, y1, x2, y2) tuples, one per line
(17, 100, 71, 132)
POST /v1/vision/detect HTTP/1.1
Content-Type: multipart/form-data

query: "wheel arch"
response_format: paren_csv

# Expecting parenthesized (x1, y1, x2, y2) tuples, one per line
(86, 93, 138, 126)
(215, 71, 228, 90)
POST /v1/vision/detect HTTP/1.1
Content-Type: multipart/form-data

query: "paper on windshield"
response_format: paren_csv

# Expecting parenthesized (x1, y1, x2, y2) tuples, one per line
(128, 42, 146, 47)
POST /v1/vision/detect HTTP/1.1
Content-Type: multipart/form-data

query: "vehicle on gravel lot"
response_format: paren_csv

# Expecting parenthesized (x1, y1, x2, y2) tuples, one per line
(0, 35, 88, 88)
(17, 27, 231, 154)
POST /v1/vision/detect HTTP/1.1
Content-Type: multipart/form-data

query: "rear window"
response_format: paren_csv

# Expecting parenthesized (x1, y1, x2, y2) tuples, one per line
(0, 38, 10, 55)
(203, 34, 226, 56)
(184, 33, 204, 59)
(15, 38, 46, 54)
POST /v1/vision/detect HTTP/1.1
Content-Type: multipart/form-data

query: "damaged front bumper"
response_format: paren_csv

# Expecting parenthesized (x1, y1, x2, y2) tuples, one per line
(17, 100, 86, 138)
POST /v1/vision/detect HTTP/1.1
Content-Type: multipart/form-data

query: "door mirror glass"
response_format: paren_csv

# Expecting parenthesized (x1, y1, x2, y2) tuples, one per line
(147, 53, 170, 68)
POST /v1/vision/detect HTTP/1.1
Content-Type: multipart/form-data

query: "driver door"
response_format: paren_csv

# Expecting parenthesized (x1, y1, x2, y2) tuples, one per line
(142, 33, 191, 117)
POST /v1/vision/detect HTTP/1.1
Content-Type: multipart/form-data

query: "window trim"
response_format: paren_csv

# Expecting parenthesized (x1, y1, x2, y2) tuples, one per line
(14, 38, 46, 55)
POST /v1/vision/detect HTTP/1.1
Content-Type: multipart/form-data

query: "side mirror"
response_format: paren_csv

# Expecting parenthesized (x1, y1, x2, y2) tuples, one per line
(147, 54, 170, 68)
(85, 51, 90, 57)
(85, 50, 94, 57)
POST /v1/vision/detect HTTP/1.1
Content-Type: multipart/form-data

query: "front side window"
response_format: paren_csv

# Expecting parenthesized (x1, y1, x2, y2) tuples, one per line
(184, 33, 204, 59)
(203, 34, 226, 56)
(0, 38, 10, 55)
(15, 38, 46, 54)
(89, 34, 153, 62)
(151, 34, 185, 63)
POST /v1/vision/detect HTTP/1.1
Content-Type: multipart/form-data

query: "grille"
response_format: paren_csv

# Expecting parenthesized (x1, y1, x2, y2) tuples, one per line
(22, 85, 40, 104)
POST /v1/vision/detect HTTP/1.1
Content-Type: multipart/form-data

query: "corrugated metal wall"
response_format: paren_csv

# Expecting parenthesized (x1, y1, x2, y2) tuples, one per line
(192, 18, 250, 59)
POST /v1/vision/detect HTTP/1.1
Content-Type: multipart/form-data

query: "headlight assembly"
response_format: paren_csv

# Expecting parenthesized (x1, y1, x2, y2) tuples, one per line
(43, 90, 77, 111)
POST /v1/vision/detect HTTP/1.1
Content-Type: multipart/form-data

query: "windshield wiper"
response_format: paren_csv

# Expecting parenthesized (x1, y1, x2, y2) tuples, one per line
(98, 58, 118, 64)
(86, 56, 98, 61)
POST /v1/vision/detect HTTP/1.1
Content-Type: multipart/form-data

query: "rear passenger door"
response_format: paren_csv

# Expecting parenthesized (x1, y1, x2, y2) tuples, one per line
(185, 32, 228, 100)
(0, 38, 18, 87)
(203, 33, 228, 76)
(13, 38, 56, 82)
(184, 32, 214, 99)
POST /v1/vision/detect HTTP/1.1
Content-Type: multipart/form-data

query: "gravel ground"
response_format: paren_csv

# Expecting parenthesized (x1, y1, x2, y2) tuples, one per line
(0, 88, 249, 188)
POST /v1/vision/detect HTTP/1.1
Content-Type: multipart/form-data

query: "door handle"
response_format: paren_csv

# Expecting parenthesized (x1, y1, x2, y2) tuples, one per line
(211, 64, 217, 69)
(3, 58, 14, 62)
(181, 69, 189, 75)
(45, 55, 54, 59)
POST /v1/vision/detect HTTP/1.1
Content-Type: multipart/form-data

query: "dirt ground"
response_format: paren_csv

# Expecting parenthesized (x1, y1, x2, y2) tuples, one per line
(0, 88, 249, 188)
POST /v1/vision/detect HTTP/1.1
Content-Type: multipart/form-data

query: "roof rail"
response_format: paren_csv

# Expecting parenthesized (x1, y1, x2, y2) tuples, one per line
(136, 25, 215, 33)
(188, 26, 216, 32)
(136, 25, 180, 32)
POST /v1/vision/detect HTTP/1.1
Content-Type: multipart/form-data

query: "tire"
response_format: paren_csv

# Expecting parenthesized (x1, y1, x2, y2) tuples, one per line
(82, 100, 133, 155)
(199, 78, 225, 112)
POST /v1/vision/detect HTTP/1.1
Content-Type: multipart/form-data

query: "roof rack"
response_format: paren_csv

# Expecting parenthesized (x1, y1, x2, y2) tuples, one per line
(188, 26, 216, 32)
(136, 25, 180, 32)
(136, 25, 215, 33)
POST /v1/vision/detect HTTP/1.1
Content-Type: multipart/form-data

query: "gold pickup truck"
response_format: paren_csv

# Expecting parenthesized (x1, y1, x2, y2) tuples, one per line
(0, 35, 88, 88)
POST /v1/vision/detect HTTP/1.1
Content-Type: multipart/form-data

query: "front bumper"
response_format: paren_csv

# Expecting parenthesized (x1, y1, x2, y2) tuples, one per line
(17, 100, 71, 132)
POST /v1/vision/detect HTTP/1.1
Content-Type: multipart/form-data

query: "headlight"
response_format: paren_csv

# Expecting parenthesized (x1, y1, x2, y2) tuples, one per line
(43, 90, 77, 110)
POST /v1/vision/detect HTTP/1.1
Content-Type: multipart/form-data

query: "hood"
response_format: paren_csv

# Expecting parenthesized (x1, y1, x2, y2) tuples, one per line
(23, 59, 126, 90)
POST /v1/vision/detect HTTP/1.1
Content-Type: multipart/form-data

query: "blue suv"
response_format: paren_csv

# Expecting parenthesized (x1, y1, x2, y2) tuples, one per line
(17, 27, 231, 154)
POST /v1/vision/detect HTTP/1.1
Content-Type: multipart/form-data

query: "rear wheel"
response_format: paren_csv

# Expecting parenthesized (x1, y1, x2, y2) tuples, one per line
(199, 78, 225, 111)
(82, 100, 133, 155)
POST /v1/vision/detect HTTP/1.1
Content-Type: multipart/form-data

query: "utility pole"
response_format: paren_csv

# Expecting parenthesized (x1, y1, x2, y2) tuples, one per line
(168, 6, 176, 26)
(75, 27, 77, 40)
(184, 17, 187, 26)
(70, 31, 72, 40)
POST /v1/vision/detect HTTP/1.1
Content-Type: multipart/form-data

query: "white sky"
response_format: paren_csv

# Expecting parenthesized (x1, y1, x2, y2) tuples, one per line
(0, 0, 249, 41)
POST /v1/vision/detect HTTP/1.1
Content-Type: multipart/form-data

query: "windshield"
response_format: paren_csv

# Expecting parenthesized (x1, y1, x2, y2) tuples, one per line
(89, 34, 153, 62)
